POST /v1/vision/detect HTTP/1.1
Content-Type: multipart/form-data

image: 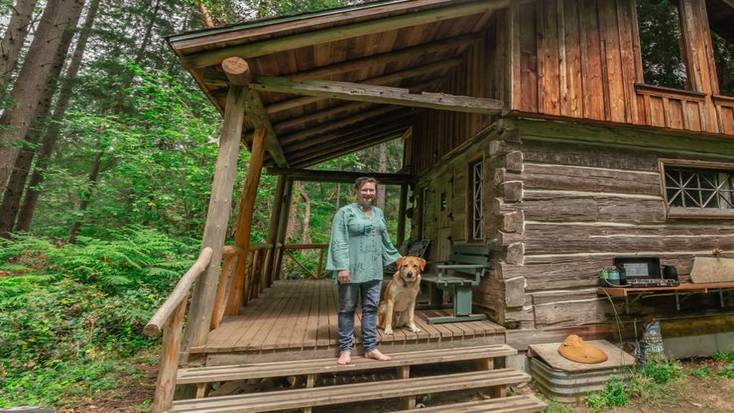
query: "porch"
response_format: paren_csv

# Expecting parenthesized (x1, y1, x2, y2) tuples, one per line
(194, 279, 506, 365)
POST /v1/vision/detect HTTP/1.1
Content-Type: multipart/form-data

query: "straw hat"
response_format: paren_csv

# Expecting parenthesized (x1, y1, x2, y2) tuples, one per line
(558, 335, 608, 364)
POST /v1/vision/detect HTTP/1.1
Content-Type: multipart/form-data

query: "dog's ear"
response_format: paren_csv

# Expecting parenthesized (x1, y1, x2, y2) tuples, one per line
(396, 256, 404, 268)
(417, 257, 427, 271)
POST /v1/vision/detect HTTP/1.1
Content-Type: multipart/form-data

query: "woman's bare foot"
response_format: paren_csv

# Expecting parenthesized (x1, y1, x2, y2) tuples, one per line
(364, 349, 391, 361)
(337, 351, 352, 365)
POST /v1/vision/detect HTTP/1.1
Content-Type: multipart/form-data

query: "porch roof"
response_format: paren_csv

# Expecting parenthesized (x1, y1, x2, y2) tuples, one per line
(167, 0, 507, 168)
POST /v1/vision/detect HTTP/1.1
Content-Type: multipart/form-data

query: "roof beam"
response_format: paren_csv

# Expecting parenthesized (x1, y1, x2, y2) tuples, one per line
(220, 57, 288, 167)
(280, 106, 408, 144)
(288, 128, 409, 164)
(284, 121, 411, 154)
(290, 130, 407, 168)
(252, 76, 504, 114)
(265, 57, 463, 116)
(183, 0, 508, 68)
(267, 167, 413, 185)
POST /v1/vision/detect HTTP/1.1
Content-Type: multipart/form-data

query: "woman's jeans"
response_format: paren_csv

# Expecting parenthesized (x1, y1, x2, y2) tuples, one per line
(337, 280, 381, 353)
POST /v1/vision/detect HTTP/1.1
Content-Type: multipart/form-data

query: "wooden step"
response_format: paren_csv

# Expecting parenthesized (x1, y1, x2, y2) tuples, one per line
(177, 344, 516, 384)
(170, 369, 531, 412)
(396, 394, 547, 412)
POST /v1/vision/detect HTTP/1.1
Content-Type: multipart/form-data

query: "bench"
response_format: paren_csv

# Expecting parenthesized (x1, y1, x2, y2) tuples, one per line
(421, 243, 491, 324)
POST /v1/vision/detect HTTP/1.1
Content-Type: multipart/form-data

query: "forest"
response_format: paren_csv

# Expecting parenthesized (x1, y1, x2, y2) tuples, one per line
(1, 0, 734, 410)
(0, 0, 406, 409)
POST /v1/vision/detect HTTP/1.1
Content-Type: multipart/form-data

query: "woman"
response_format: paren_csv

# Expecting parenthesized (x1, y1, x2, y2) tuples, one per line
(326, 177, 401, 365)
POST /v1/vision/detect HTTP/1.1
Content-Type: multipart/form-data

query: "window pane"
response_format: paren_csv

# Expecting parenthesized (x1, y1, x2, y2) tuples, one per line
(637, 0, 688, 89)
(665, 166, 734, 210)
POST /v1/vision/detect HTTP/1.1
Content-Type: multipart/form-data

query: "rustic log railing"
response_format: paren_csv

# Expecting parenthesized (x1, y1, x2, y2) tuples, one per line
(281, 243, 328, 279)
(144, 247, 213, 413)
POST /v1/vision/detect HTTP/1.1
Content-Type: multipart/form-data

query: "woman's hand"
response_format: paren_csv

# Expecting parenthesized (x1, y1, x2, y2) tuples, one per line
(337, 270, 351, 283)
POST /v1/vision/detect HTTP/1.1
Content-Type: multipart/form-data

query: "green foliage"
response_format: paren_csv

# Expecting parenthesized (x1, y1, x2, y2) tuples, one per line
(586, 376, 629, 411)
(640, 359, 684, 384)
(691, 365, 713, 378)
(0, 228, 193, 407)
(637, 0, 688, 89)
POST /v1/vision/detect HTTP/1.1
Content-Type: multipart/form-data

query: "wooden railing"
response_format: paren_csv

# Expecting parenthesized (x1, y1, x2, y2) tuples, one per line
(281, 243, 328, 279)
(635, 83, 717, 133)
(143, 241, 327, 411)
(714, 95, 734, 135)
(144, 247, 213, 413)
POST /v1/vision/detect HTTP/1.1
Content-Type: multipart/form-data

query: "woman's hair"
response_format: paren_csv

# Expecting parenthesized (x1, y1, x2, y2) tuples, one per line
(353, 176, 379, 192)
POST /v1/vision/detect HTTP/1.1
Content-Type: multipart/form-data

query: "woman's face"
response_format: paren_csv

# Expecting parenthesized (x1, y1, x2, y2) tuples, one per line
(357, 182, 376, 206)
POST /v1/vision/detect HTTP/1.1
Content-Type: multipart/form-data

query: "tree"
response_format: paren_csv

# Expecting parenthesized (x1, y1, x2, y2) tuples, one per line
(15, 0, 101, 231)
(0, 0, 38, 86)
(0, 0, 85, 194)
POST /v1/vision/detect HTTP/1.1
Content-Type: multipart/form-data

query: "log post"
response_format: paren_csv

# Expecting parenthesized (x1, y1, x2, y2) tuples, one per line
(263, 175, 287, 286)
(396, 183, 409, 246)
(185, 58, 248, 348)
(225, 127, 267, 315)
(210, 245, 240, 330)
(150, 299, 188, 413)
(272, 178, 294, 281)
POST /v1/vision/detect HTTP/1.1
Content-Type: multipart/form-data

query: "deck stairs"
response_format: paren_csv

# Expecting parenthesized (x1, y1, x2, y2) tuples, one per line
(169, 344, 546, 412)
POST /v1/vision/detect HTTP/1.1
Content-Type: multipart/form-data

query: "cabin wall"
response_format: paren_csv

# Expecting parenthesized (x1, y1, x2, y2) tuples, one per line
(410, 10, 509, 176)
(509, 0, 734, 136)
(489, 119, 734, 329)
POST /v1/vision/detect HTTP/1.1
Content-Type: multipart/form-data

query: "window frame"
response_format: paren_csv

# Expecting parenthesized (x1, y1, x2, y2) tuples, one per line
(467, 156, 485, 242)
(659, 158, 734, 219)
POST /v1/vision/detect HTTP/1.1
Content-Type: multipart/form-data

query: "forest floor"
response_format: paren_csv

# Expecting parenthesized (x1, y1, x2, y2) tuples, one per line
(52, 355, 734, 412)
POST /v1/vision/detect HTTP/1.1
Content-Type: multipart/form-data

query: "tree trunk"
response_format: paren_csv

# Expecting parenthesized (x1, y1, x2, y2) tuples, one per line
(286, 181, 299, 242)
(300, 190, 311, 244)
(0, 0, 39, 84)
(0, 0, 86, 236)
(0, 0, 85, 194)
(376, 143, 387, 210)
(68, 147, 102, 243)
(16, 0, 101, 232)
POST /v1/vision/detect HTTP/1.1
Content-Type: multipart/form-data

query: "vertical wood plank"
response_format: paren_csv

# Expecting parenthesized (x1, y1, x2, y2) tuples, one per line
(150, 299, 187, 413)
(509, 2, 521, 111)
(271, 178, 294, 282)
(537, 0, 561, 115)
(519, 2, 538, 112)
(563, 0, 583, 117)
(186, 84, 246, 347)
(557, 0, 568, 115)
(616, 0, 641, 123)
(397, 366, 415, 410)
(597, 0, 625, 123)
(579, 0, 605, 120)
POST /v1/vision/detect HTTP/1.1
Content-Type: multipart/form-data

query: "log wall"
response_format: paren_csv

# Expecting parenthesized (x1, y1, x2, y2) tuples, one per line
(485, 119, 734, 329)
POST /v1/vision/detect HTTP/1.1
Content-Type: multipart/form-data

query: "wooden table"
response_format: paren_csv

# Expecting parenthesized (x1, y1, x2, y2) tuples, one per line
(598, 282, 734, 313)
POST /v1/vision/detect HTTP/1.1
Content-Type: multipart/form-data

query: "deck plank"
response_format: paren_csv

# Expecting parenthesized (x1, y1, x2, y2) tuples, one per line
(202, 280, 504, 355)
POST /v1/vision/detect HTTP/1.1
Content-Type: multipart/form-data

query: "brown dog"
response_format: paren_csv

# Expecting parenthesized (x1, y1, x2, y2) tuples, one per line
(378, 256, 426, 335)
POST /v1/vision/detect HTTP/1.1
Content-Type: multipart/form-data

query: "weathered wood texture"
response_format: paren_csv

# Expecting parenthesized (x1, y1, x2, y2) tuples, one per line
(487, 126, 734, 329)
(410, 10, 508, 175)
(509, 0, 733, 136)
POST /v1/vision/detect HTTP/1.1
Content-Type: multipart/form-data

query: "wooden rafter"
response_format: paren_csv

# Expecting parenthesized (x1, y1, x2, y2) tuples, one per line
(253, 76, 504, 114)
(279, 106, 407, 144)
(267, 167, 413, 185)
(289, 128, 408, 164)
(243, 90, 288, 167)
(283, 119, 412, 154)
(182, 0, 508, 68)
(291, 129, 407, 168)
(265, 58, 463, 116)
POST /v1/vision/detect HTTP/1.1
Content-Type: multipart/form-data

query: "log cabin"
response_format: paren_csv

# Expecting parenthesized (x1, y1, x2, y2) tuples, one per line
(144, 0, 734, 411)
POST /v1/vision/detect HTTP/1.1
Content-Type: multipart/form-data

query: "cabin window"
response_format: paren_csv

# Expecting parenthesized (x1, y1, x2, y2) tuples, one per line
(662, 160, 734, 218)
(468, 159, 483, 241)
(705, 0, 734, 96)
(637, 0, 689, 90)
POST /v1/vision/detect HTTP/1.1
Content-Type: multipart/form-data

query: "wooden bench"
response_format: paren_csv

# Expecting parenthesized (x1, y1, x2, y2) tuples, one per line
(170, 369, 531, 413)
(396, 394, 547, 412)
(421, 244, 491, 324)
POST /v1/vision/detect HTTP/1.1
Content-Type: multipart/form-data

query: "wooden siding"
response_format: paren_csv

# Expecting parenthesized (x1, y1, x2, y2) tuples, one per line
(410, 11, 508, 175)
(488, 122, 734, 329)
(509, 0, 734, 137)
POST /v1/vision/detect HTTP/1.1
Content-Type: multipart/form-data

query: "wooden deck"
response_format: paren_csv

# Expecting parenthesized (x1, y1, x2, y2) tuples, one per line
(194, 280, 505, 364)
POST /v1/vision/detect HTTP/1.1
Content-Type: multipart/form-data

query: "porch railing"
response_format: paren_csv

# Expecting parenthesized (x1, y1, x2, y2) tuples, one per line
(143, 241, 321, 412)
(281, 243, 328, 279)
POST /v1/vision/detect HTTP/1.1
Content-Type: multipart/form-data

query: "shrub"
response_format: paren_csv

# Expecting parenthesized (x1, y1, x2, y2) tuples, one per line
(586, 376, 629, 411)
(640, 360, 683, 384)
